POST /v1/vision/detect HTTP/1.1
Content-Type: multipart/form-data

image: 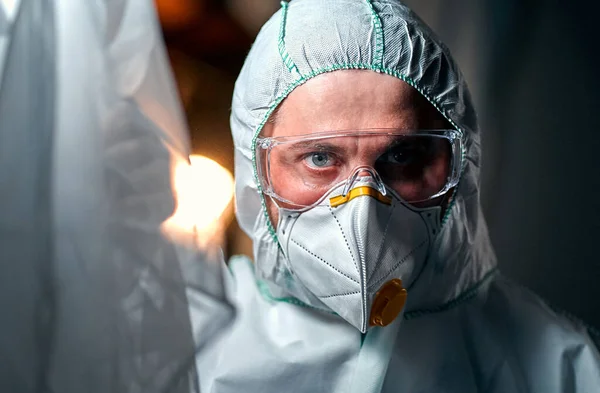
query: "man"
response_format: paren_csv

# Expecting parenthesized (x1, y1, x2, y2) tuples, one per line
(196, 0, 600, 391)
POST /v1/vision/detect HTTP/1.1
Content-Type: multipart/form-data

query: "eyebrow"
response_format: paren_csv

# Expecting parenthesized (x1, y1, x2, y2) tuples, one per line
(285, 135, 415, 155)
(287, 141, 347, 155)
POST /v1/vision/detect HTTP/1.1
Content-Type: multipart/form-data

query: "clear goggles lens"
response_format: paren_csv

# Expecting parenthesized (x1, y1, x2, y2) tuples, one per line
(256, 130, 462, 209)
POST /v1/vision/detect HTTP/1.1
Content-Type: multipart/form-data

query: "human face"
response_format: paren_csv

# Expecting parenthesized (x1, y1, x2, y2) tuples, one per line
(260, 70, 453, 226)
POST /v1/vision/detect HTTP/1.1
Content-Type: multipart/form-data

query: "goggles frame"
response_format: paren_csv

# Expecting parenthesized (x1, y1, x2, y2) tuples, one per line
(255, 129, 464, 210)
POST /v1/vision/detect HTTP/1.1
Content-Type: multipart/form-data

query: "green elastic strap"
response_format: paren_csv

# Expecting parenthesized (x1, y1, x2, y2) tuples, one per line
(278, 1, 301, 76)
(257, 280, 328, 311)
(364, 0, 385, 69)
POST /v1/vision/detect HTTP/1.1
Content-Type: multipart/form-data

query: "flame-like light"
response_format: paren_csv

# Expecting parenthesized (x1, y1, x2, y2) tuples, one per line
(163, 155, 234, 249)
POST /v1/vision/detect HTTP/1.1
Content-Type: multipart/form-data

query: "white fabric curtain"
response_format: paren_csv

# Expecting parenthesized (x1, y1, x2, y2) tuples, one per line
(0, 1, 233, 392)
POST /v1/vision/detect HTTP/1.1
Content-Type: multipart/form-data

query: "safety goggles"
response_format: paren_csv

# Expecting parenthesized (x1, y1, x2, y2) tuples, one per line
(255, 129, 463, 210)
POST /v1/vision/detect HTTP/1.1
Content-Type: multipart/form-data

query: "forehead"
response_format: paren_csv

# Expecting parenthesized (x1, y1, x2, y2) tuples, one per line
(264, 70, 449, 138)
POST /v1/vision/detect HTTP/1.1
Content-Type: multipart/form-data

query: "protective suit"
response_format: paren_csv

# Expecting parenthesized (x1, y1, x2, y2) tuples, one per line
(196, 0, 600, 392)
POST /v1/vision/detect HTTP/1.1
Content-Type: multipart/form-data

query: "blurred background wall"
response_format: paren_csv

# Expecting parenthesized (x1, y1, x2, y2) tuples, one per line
(154, 0, 600, 327)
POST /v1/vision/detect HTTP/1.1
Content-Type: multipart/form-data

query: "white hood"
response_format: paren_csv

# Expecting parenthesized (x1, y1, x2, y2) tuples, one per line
(230, 0, 496, 315)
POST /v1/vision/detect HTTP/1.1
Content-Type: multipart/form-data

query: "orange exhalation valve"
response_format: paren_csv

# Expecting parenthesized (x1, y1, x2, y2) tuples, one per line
(369, 278, 407, 327)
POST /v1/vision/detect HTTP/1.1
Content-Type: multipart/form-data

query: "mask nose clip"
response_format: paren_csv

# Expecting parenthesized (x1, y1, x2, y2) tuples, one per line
(342, 166, 387, 197)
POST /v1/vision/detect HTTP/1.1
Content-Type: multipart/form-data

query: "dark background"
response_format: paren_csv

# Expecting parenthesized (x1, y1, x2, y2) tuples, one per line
(0, 2, 598, 392)
(157, 0, 600, 327)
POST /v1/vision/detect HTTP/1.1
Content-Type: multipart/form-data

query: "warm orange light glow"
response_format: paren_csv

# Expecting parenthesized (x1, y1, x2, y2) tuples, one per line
(155, 0, 205, 30)
(163, 155, 234, 250)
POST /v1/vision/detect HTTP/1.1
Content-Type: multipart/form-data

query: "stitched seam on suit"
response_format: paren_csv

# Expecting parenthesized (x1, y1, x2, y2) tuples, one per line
(403, 267, 498, 320)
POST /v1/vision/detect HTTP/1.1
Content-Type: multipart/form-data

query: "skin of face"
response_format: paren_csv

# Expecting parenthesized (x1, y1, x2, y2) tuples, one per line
(260, 70, 453, 227)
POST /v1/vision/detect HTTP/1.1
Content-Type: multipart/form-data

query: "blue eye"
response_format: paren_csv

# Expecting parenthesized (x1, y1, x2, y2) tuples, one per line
(306, 152, 333, 168)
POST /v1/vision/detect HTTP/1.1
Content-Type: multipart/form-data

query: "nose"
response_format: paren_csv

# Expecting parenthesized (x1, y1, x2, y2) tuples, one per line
(342, 166, 387, 197)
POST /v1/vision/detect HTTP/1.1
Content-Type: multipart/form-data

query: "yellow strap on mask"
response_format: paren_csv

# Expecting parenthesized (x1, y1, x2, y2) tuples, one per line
(329, 186, 392, 208)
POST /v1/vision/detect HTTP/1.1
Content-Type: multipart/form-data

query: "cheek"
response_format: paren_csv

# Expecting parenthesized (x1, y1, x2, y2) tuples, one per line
(267, 162, 291, 197)
(265, 196, 280, 230)
(409, 187, 455, 221)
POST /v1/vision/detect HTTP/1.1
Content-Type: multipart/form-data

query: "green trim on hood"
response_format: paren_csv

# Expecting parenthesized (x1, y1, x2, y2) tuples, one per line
(365, 0, 385, 68)
(278, 1, 301, 76)
(404, 267, 499, 320)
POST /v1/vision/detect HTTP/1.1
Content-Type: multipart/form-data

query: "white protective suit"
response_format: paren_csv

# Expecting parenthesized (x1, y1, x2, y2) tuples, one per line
(196, 0, 600, 392)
